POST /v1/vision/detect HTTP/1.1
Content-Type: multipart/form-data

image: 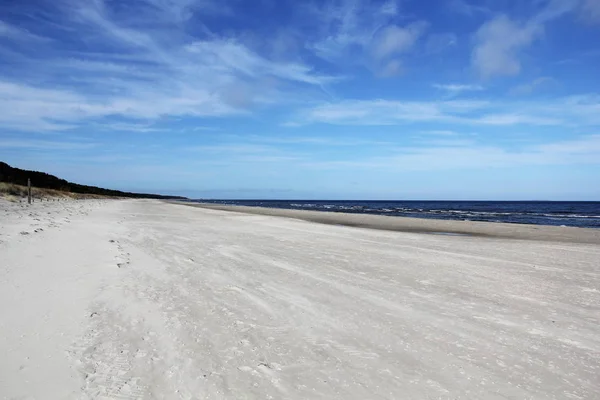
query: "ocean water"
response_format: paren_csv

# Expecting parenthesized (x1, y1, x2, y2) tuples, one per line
(191, 200, 600, 229)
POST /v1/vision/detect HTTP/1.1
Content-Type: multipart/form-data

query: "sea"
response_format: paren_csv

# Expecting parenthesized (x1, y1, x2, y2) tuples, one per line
(190, 200, 600, 229)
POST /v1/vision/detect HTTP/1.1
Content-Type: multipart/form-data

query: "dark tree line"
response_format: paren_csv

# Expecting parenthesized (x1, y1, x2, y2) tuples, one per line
(0, 161, 187, 199)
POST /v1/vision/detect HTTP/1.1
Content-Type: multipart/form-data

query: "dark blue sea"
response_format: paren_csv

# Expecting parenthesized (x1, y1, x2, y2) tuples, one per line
(190, 200, 600, 229)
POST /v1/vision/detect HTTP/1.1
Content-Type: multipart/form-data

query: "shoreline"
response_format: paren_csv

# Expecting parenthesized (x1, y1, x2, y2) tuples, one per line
(173, 201, 600, 244)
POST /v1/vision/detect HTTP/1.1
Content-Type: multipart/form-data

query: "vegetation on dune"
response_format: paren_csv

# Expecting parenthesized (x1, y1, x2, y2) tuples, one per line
(0, 162, 187, 200)
(0, 182, 108, 201)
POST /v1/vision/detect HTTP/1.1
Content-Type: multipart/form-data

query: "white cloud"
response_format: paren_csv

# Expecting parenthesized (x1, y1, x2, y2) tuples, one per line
(561, 94, 600, 124)
(177, 131, 600, 172)
(187, 144, 275, 154)
(303, 134, 600, 171)
(425, 32, 458, 54)
(580, 0, 600, 23)
(472, 0, 579, 79)
(308, 0, 425, 75)
(371, 22, 428, 60)
(0, 79, 239, 132)
(420, 130, 460, 136)
(474, 113, 562, 126)
(472, 15, 541, 79)
(538, 133, 600, 153)
(173, 131, 600, 176)
(0, 20, 21, 37)
(92, 122, 166, 133)
(301, 99, 489, 125)
(185, 143, 303, 163)
(239, 134, 392, 147)
(0, 82, 84, 131)
(509, 77, 556, 95)
(448, 0, 491, 16)
(0, 139, 96, 151)
(295, 94, 600, 127)
(141, 0, 228, 22)
(0, 20, 49, 41)
(309, 1, 381, 62)
(433, 83, 484, 94)
(185, 40, 336, 85)
(0, 0, 339, 132)
(379, 59, 403, 77)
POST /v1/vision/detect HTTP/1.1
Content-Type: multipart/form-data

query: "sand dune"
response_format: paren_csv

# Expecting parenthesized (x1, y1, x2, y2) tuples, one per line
(1, 199, 599, 399)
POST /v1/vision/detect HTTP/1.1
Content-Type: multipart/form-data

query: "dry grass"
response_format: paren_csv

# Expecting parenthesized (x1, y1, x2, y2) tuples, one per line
(0, 182, 110, 202)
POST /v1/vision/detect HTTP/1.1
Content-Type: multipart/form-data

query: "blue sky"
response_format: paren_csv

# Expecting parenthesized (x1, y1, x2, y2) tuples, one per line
(0, 0, 599, 200)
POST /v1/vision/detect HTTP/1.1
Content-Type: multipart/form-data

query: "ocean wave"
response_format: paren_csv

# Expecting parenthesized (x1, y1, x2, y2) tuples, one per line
(199, 200, 600, 228)
(288, 205, 600, 219)
(541, 213, 600, 218)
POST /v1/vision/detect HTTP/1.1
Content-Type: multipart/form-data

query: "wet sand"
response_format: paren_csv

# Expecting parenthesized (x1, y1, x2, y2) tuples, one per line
(178, 202, 600, 244)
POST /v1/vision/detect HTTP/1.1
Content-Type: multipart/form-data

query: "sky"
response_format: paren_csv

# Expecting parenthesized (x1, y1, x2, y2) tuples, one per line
(0, 0, 599, 200)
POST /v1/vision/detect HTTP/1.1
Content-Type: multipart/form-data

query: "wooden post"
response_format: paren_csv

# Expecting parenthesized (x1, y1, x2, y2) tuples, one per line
(28, 178, 32, 204)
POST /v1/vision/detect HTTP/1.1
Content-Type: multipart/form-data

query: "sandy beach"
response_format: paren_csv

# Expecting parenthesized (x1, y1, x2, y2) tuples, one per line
(1, 199, 599, 399)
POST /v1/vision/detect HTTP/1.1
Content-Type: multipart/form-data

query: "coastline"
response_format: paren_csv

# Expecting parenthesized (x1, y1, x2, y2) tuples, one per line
(173, 201, 600, 244)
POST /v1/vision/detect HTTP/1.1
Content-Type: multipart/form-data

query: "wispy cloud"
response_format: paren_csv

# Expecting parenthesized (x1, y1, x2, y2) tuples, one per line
(0, 20, 50, 41)
(235, 134, 393, 147)
(0, 78, 237, 132)
(173, 132, 600, 172)
(308, 0, 399, 59)
(475, 113, 561, 126)
(580, 0, 600, 24)
(307, 0, 426, 76)
(509, 76, 556, 95)
(0, 0, 339, 132)
(472, 15, 542, 79)
(424, 33, 458, 54)
(92, 122, 166, 133)
(187, 144, 276, 154)
(302, 134, 600, 171)
(185, 143, 304, 164)
(471, 1, 579, 79)
(448, 0, 492, 16)
(294, 94, 600, 127)
(298, 99, 488, 126)
(420, 130, 461, 136)
(0, 138, 96, 151)
(433, 83, 484, 95)
(371, 22, 428, 59)
(185, 39, 337, 86)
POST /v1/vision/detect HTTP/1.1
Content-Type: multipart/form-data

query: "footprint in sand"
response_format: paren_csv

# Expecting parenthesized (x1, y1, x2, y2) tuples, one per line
(109, 239, 131, 268)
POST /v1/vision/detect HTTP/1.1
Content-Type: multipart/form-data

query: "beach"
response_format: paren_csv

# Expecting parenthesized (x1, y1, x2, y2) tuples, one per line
(181, 202, 600, 243)
(1, 198, 599, 399)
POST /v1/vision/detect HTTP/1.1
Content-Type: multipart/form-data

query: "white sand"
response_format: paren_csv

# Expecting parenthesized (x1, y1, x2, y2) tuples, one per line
(1, 199, 599, 399)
